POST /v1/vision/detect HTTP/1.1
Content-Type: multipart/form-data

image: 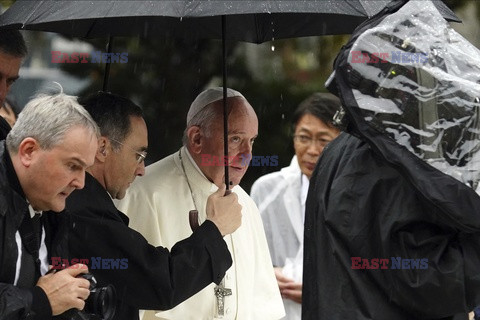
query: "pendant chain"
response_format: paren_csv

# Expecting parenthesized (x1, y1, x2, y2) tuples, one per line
(179, 149, 238, 319)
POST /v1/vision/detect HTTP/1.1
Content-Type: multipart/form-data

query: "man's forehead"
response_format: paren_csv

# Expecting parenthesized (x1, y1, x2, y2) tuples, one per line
(53, 129, 97, 161)
(126, 116, 148, 142)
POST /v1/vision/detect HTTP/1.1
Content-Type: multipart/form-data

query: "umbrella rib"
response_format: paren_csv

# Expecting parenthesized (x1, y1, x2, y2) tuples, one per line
(253, 13, 261, 44)
(22, 0, 45, 27)
(85, 1, 117, 38)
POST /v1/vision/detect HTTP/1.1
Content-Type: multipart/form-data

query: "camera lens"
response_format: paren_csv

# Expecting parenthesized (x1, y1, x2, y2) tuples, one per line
(84, 284, 116, 320)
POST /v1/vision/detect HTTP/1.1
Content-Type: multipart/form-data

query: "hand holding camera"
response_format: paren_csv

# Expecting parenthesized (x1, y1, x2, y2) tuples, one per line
(36, 264, 91, 315)
(37, 264, 116, 320)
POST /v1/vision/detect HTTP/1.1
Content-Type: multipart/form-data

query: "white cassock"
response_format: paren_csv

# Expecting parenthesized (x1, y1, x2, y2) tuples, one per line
(116, 146, 285, 320)
(250, 156, 307, 320)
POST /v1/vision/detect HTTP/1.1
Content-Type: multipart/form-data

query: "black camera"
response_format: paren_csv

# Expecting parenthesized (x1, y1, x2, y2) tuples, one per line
(57, 273, 116, 320)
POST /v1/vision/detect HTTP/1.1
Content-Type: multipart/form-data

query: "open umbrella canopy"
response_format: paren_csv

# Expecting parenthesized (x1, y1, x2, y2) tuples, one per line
(0, 0, 459, 41)
(0, 0, 461, 221)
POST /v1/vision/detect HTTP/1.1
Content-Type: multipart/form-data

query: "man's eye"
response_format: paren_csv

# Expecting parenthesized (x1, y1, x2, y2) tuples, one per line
(68, 163, 80, 171)
(299, 135, 311, 142)
(318, 139, 330, 145)
(230, 136, 241, 143)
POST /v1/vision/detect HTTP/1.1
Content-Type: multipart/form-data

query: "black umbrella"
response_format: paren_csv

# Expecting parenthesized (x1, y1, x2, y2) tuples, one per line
(0, 0, 460, 197)
(0, 0, 460, 40)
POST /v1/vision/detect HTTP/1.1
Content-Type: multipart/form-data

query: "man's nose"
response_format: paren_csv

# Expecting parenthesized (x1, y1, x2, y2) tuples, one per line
(306, 142, 322, 156)
(239, 140, 253, 155)
(237, 141, 253, 165)
(136, 161, 146, 177)
(71, 171, 86, 189)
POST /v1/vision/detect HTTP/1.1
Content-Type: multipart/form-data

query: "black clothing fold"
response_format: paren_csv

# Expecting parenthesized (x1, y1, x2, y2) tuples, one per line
(65, 172, 232, 320)
(303, 133, 480, 320)
(0, 141, 61, 319)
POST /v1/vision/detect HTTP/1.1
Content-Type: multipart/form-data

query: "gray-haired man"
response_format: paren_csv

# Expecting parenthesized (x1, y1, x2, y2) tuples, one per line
(0, 93, 99, 319)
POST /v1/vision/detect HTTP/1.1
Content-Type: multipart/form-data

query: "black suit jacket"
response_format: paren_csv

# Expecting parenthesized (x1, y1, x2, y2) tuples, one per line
(0, 116, 11, 141)
(64, 173, 232, 320)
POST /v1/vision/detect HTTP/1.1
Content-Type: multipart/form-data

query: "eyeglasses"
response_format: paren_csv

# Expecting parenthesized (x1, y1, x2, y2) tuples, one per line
(293, 135, 331, 148)
(110, 138, 147, 164)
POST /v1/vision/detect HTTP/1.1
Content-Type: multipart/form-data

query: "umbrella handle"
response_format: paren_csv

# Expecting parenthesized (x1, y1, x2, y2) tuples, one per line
(189, 210, 199, 232)
(188, 190, 231, 231)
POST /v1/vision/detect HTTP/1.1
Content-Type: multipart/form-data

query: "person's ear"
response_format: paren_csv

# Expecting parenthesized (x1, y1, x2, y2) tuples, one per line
(96, 137, 109, 162)
(17, 137, 40, 167)
(187, 126, 203, 154)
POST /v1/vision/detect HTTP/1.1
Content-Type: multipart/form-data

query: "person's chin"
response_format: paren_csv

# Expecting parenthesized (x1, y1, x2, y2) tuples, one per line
(302, 169, 313, 178)
(116, 189, 127, 200)
(229, 170, 246, 187)
(51, 200, 67, 213)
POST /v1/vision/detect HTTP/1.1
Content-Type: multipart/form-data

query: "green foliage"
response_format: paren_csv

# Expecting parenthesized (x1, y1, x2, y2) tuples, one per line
(0, 0, 15, 8)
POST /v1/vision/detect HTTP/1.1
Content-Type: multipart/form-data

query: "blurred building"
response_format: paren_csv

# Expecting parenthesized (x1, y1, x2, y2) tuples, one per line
(9, 32, 91, 110)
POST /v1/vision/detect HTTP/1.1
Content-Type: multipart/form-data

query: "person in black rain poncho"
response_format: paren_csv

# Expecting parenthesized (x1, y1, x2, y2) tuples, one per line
(302, 1, 480, 320)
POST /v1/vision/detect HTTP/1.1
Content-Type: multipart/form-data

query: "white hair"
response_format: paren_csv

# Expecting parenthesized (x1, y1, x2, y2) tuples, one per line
(6, 93, 100, 153)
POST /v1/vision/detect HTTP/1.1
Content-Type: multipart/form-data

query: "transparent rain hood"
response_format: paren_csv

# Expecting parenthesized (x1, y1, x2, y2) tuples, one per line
(343, 0, 480, 192)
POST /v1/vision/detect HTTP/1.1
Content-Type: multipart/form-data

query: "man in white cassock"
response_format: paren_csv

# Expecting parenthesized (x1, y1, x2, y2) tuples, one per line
(117, 87, 285, 320)
(250, 93, 341, 320)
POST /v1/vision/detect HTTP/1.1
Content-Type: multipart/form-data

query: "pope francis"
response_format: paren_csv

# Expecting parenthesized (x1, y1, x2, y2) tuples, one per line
(117, 87, 284, 320)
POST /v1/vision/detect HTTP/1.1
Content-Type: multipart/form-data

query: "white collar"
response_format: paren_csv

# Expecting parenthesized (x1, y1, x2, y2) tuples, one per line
(184, 147, 210, 182)
(179, 147, 218, 193)
(28, 204, 42, 218)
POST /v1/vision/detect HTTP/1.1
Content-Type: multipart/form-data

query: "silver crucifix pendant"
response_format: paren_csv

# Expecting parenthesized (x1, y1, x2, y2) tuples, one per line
(214, 279, 232, 318)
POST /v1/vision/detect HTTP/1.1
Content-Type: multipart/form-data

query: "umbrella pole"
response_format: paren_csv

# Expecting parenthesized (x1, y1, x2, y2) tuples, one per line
(102, 36, 114, 92)
(222, 15, 230, 194)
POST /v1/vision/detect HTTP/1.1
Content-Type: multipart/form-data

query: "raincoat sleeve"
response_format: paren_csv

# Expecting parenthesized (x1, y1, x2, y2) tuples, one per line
(0, 285, 51, 320)
(250, 178, 276, 263)
(65, 173, 232, 313)
(304, 133, 480, 319)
